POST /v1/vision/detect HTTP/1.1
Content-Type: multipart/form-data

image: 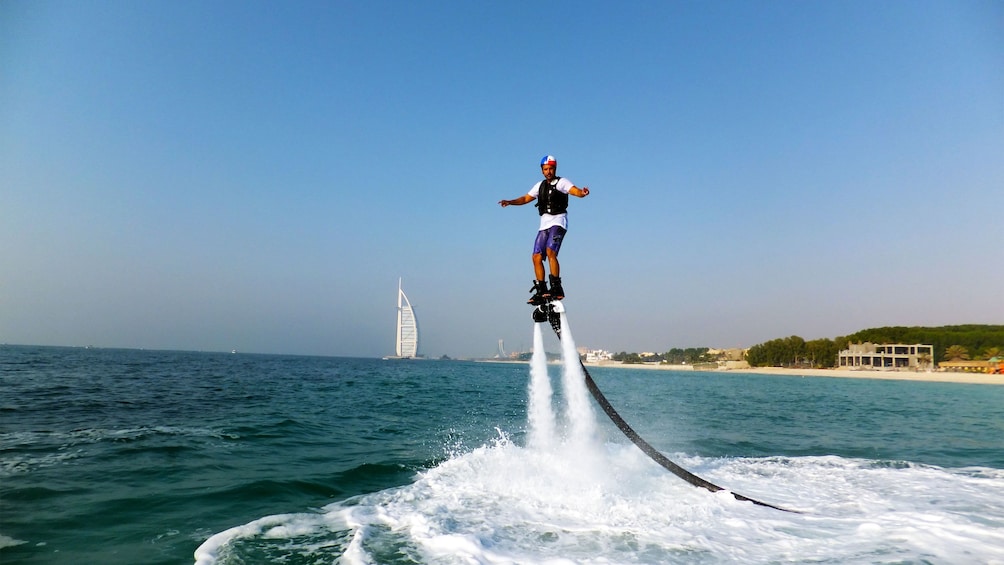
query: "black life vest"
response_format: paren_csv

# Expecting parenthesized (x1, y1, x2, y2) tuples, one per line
(535, 177, 569, 216)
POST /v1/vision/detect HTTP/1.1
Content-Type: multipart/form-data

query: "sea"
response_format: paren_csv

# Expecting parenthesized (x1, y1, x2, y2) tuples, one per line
(3, 319, 1004, 564)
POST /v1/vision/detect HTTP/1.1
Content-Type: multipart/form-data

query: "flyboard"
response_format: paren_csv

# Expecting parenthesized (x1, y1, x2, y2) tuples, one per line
(533, 300, 799, 513)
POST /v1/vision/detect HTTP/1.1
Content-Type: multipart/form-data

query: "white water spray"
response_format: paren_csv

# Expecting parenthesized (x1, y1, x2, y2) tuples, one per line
(556, 313, 597, 448)
(526, 323, 555, 450)
(525, 312, 599, 458)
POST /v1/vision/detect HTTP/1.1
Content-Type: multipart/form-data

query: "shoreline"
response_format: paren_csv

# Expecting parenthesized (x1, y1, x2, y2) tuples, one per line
(580, 361, 1004, 385)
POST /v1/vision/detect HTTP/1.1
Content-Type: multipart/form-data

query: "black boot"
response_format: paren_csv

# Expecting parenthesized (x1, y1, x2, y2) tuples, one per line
(549, 275, 565, 300)
(527, 280, 549, 305)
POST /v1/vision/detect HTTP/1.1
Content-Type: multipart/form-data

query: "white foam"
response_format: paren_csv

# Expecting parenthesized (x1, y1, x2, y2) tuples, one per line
(195, 440, 1004, 564)
(0, 534, 27, 550)
(193, 514, 303, 565)
(195, 443, 1004, 564)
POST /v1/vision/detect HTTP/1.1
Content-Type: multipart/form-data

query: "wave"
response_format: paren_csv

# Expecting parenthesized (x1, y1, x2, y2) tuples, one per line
(0, 426, 239, 477)
(0, 534, 27, 550)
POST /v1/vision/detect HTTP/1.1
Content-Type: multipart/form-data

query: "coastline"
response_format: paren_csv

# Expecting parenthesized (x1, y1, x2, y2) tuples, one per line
(581, 361, 1004, 385)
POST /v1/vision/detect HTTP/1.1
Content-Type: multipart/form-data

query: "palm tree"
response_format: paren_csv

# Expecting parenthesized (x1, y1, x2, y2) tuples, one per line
(984, 346, 1002, 360)
(945, 345, 969, 361)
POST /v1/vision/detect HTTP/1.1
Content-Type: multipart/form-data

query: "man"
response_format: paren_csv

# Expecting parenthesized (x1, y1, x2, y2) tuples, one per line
(499, 155, 590, 305)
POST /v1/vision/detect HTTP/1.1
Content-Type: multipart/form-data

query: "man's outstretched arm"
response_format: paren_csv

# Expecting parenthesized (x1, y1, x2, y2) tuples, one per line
(499, 195, 535, 207)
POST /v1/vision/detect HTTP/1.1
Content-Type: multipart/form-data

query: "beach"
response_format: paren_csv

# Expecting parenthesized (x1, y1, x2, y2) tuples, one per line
(583, 361, 1004, 385)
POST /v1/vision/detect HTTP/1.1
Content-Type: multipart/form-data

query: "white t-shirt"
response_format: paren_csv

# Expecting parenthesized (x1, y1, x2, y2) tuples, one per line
(527, 177, 575, 231)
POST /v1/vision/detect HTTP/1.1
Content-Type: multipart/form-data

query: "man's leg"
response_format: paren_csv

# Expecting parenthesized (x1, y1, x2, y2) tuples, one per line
(533, 253, 546, 281)
(545, 227, 566, 299)
(529, 231, 551, 304)
(546, 249, 559, 278)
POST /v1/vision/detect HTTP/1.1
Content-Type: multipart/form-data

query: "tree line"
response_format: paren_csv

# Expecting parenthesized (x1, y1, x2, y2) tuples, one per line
(610, 325, 1004, 369)
(745, 336, 841, 368)
(745, 325, 1004, 368)
(612, 347, 712, 364)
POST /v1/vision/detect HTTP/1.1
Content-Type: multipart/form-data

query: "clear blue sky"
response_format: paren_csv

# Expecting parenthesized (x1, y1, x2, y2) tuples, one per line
(2, 1, 1002, 358)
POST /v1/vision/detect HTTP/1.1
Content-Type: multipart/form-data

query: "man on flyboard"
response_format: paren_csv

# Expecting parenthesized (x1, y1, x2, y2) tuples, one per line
(499, 155, 590, 305)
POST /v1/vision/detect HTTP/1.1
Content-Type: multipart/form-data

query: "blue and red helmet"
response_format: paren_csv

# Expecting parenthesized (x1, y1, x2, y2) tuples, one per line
(540, 155, 557, 167)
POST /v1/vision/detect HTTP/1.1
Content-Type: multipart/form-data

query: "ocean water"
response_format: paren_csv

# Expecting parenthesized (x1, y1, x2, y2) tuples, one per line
(3, 329, 1004, 564)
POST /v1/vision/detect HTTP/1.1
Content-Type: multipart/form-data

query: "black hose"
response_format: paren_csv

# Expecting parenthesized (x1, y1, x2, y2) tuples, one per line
(542, 306, 800, 513)
(578, 357, 798, 512)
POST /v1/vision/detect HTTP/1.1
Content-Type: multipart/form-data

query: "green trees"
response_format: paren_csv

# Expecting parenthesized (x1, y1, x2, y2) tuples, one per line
(742, 325, 1004, 368)
(745, 336, 838, 368)
(612, 351, 644, 364)
(944, 345, 969, 361)
(662, 348, 711, 364)
(805, 338, 841, 368)
(611, 348, 719, 365)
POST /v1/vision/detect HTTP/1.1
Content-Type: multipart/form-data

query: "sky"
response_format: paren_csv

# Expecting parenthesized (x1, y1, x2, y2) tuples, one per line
(2, 1, 1002, 359)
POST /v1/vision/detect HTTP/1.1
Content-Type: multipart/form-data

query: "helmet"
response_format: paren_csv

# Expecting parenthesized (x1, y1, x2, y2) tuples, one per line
(539, 155, 557, 167)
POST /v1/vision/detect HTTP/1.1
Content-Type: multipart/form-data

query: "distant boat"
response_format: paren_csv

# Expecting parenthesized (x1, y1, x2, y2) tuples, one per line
(386, 278, 419, 359)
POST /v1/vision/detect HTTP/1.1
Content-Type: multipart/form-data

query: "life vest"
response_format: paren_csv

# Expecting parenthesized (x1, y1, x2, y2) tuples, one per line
(535, 177, 568, 216)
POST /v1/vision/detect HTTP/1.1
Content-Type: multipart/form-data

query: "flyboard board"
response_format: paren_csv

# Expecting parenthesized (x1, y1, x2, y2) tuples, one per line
(532, 299, 799, 513)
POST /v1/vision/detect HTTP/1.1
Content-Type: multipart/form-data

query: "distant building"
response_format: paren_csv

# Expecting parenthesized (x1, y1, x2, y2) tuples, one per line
(582, 348, 614, 363)
(708, 348, 746, 362)
(837, 342, 934, 371)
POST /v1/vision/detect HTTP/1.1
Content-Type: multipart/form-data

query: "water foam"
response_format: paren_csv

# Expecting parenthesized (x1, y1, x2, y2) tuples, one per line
(194, 443, 1004, 564)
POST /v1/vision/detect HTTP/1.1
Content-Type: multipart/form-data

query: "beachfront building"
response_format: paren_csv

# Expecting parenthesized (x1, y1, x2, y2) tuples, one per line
(708, 348, 747, 362)
(837, 342, 934, 371)
(581, 348, 614, 363)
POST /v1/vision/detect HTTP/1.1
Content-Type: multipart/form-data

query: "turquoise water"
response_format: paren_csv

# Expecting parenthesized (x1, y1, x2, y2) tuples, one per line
(3, 338, 1004, 564)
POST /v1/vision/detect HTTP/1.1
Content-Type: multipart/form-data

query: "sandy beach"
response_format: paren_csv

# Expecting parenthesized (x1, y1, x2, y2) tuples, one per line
(581, 361, 1004, 385)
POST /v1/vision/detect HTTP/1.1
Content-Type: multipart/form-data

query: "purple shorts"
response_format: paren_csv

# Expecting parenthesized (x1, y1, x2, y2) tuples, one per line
(532, 226, 566, 256)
